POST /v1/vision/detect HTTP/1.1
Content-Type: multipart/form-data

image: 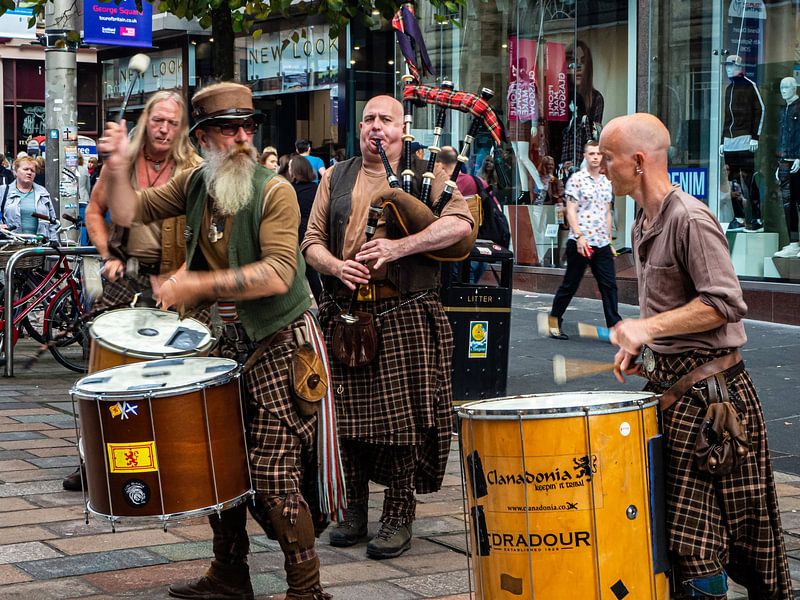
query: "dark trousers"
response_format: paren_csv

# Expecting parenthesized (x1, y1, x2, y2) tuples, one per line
(725, 151, 762, 222)
(778, 161, 800, 242)
(551, 240, 621, 328)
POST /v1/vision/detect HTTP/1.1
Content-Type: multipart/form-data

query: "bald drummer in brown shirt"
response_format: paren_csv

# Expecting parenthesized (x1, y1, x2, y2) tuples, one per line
(601, 113, 792, 599)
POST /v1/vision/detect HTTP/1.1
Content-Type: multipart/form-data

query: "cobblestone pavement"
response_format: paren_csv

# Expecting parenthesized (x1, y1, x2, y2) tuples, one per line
(0, 293, 798, 598)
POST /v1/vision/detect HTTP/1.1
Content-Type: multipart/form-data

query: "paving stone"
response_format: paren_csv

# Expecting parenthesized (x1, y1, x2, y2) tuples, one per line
(0, 438, 73, 450)
(82, 557, 209, 593)
(27, 447, 78, 458)
(0, 479, 65, 497)
(0, 408, 57, 417)
(0, 497, 36, 512)
(26, 456, 79, 468)
(384, 549, 469, 576)
(0, 423, 55, 433)
(426, 595, 471, 600)
(0, 431, 47, 441)
(319, 559, 407, 586)
(0, 450, 39, 460)
(169, 522, 216, 542)
(0, 459, 36, 473)
(0, 564, 32, 585)
(0, 506, 82, 527)
(252, 571, 293, 596)
(147, 540, 214, 562)
(0, 525, 58, 544)
(416, 500, 468, 518)
(390, 569, 471, 597)
(16, 547, 167, 580)
(12, 415, 75, 425)
(323, 581, 417, 599)
(0, 541, 62, 564)
(48, 528, 185, 555)
(39, 429, 78, 440)
(413, 516, 468, 536)
(775, 471, 800, 484)
(0, 393, 22, 400)
(0, 403, 49, 410)
(0, 577, 100, 598)
(46, 518, 155, 538)
(1, 466, 74, 483)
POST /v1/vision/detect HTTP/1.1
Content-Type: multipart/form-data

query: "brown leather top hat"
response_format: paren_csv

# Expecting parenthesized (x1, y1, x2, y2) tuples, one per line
(190, 82, 264, 132)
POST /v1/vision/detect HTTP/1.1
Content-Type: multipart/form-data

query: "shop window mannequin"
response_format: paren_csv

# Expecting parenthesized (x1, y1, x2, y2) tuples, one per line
(507, 56, 543, 203)
(719, 54, 765, 232)
(774, 76, 800, 258)
(560, 41, 604, 169)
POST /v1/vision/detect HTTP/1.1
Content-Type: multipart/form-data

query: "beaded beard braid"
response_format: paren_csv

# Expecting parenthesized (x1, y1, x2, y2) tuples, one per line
(201, 142, 259, 216)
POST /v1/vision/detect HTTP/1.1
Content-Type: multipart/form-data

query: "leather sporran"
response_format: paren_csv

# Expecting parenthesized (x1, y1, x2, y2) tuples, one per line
(331, 311, 377, 367)
(291, 343, 328, 416)
(694, 401, 749, 477)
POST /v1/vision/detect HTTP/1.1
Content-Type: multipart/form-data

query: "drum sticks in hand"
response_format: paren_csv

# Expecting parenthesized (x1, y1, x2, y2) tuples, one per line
(553, 355, 620, 385)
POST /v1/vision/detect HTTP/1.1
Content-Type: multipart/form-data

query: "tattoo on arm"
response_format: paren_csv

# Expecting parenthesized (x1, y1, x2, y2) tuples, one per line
(233, 268, 246, 292)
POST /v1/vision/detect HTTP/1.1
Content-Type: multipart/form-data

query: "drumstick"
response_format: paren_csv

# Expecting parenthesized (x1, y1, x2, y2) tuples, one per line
(577, 322, 612, 343)
(536, 312, 559, 337)
(553, 354, 619, 385)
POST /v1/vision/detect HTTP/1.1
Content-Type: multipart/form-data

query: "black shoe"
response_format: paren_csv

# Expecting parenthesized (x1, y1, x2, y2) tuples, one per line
(547, 315, 569, 340)
(727, 218, 745, 232)
(328, 504, 368, 547)
(62, 463, 85, 491)
(746, 219, 764, 232)
(366, 521, 412, 559)
(549, 329, 569, 340)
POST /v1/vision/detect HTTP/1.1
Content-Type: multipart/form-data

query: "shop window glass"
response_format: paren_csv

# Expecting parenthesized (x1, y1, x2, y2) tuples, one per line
(15, 60, 44, 100)
(410, 0, 628, 267)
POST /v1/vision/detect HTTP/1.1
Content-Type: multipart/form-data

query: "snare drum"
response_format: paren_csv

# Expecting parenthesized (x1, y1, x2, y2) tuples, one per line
(457, 392, 669, 600)
(88, 308, 214, 373)
(71, 357, 252, 524)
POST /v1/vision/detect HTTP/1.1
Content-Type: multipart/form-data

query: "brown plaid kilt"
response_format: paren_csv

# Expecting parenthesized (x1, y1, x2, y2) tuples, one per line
(92, 273, 156, 313)
(643, 347, 793, 597)
(218, 329, 317, 499)
(317, 291, 454, 495)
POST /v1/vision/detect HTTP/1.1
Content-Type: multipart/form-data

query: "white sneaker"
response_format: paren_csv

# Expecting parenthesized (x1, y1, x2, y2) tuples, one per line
(774, 242, 800, 258)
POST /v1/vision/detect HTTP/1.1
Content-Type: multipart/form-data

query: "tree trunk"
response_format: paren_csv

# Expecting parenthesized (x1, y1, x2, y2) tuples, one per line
(210, 5, 235, 81)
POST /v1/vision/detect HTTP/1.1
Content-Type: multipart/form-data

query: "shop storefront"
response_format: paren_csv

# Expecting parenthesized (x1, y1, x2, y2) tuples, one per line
(236, 21, 341, 160)
(399, 0, 800, 292)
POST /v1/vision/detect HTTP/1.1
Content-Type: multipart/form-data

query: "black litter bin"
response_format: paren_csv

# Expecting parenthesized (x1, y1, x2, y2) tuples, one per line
(441, 240, 513, 402)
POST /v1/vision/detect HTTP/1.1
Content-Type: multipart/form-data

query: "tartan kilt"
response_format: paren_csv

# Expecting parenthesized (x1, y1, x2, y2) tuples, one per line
(317, 291, 454, 495)
(644, 348, 793, 597)
(92, 274, 155, 312)
(218, 334, 318, 499)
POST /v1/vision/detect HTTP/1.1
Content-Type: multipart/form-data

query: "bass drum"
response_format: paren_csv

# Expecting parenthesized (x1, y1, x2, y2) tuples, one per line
(457, 391, 669, 600)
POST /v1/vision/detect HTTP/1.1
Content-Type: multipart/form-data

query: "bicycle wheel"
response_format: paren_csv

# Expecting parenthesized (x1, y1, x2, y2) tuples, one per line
(18, 270, 50, 344)
(44, 286, 89, 373)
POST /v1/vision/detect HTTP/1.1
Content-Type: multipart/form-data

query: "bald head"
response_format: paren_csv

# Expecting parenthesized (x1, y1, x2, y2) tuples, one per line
(601, 113, 670, 158)
(360, 95, 405, 166)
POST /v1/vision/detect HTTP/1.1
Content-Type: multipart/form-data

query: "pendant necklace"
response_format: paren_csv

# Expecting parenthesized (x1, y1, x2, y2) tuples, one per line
(143, 150, 165, 172)
(142, 157, 171, 188)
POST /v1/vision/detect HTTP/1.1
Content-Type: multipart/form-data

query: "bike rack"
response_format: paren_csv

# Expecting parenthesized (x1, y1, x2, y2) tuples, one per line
(3, 246, 98, 377)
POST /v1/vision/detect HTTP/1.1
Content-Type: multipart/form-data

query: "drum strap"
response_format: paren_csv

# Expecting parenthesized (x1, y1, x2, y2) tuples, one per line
(658, 351, 743, 412)
(241, 327, 293, 373)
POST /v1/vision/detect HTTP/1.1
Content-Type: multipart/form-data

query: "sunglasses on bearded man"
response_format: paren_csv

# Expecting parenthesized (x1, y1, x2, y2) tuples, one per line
(207, 118, 260, 136)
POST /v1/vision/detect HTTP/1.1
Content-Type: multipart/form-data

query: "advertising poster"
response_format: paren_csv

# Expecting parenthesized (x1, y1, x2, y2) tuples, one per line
(507, 36, 538, 123)
(727, 0, 766, 82)
(545, 42, 568, 122)
(83, 0, 152, 48)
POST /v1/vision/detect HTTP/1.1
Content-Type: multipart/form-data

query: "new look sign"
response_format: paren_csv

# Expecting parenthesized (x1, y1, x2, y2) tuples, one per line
(83, 0, 152, 48)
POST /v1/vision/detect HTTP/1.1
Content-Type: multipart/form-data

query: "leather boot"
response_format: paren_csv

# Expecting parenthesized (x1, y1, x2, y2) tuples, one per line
(328, 503, 368, 547)
(168, 560, 254, 600)
(366, 521, 412, 559)
(62, 463, 85, 492)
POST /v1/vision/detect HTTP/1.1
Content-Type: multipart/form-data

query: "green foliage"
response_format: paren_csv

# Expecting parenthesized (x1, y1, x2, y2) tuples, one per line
(0, 0, 465, 40)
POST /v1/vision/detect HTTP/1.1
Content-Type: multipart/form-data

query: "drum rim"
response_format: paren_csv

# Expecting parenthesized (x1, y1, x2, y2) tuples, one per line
(85, 489, 254, 524)
(89, 307, 214, 358)
(70, 357, 240, 400)
(456, 391, 658, 419)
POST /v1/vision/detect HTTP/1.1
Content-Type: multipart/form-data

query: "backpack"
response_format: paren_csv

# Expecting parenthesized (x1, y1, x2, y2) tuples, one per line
(473, 175, 510, 248)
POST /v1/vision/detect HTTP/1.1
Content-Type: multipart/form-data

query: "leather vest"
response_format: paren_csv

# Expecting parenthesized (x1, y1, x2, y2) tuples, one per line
(324, 156, 440, 294)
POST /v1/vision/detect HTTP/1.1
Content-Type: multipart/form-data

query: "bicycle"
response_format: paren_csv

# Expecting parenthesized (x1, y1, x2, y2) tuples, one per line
(0, 213, 91, 373)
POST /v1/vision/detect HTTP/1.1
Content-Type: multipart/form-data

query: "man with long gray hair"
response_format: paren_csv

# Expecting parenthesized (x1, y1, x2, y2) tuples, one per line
(62, 90, 202, 492)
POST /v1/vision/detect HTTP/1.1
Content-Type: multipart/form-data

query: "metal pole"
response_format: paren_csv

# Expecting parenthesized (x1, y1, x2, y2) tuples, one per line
(44, 0, 81, 235)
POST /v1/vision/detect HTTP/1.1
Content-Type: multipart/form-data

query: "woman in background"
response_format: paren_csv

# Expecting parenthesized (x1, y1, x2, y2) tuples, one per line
(288, 155, 321, 301)
(0, 155, 59, 238)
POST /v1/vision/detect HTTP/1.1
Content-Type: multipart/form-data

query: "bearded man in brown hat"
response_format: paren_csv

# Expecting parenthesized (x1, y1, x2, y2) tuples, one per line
(98, 81, 336, 600)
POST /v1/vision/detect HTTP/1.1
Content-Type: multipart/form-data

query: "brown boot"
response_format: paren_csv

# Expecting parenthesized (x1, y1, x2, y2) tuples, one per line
(168, 561, 254, 600)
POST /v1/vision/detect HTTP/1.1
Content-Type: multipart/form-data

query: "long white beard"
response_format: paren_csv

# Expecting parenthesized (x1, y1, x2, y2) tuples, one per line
(201, 142, 258, 216)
